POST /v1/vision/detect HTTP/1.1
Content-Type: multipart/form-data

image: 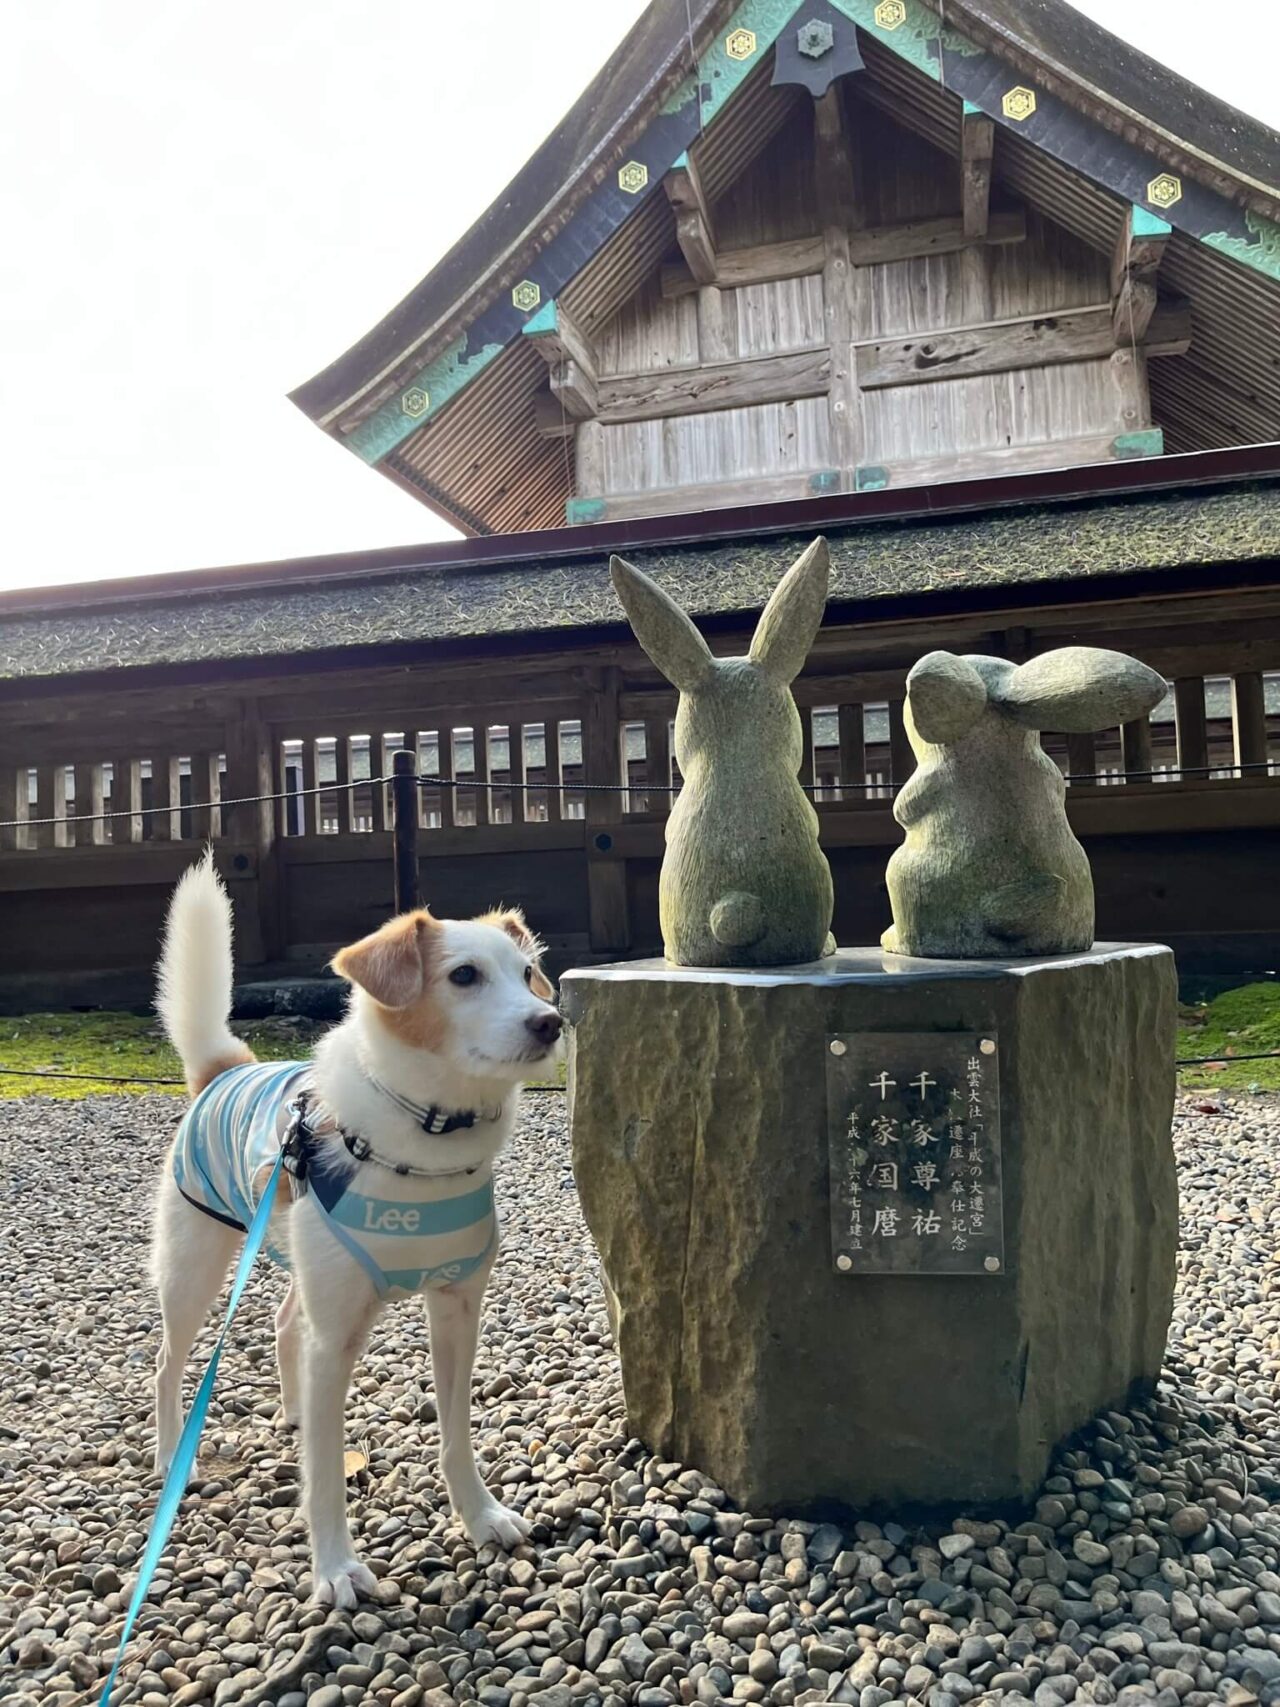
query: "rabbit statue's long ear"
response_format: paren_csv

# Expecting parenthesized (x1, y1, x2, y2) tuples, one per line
(995, 647, 1167, 733)
(611, 556, 715, 693)
(906, 652, 989, 744)
(749, 536, 830, 684)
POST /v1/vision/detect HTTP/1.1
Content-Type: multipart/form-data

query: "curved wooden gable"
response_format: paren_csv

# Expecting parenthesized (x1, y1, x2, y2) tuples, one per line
(291, 0, 1280, 534)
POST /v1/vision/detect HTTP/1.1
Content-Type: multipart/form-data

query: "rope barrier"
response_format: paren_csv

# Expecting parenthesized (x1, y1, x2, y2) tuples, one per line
(0, 773, 398, 832)
(4, 760, 1275, 833)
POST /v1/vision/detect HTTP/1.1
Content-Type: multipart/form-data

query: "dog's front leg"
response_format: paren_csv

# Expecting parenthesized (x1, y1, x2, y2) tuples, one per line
(299, 1296, 379, 1607)
(427, 1272, 531, 1548)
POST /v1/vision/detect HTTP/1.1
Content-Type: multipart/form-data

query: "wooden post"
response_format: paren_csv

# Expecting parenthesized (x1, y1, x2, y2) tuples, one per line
(1066, 732, 1097, 783)
(368, 734, 388, 833)
(438, 727, 457, 829)
(814, 85, 862, 486)
(75, 761, 106, 846)
(0, 763, 24, 853)
(223, 702, 281, 962)
(584, 668, 629, 954)
(391, 749, 420, 916)
(545, 721, 563, 823)
(35, 764, 60, 851)
(644, 714, 671, 817)
(110, 756, 142, 844)
(838, 703, 866, 800)
(800, 706, 816, 795)
(510, 722, 527, 823)
(1231, 671, 1268, 774)
(300, 738, 319, 837)
(474, 722, 492, 826)
(961, 106, 994, 240)
(888, 700, 914, 791)
(1121, 715, 1154, 781)
(1174, 678, 1209, 778)
(334, 734, 353, 834)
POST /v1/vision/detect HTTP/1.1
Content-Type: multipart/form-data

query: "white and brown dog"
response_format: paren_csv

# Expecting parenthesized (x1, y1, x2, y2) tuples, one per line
(151, 852, 561, 1606)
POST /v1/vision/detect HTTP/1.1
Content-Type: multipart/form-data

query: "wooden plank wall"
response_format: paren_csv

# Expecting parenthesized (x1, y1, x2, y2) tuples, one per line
(573, 95, 1170, 515)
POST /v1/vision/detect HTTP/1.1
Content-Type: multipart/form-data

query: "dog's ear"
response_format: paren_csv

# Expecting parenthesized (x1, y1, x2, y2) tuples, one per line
(331, 911, 437, 1008)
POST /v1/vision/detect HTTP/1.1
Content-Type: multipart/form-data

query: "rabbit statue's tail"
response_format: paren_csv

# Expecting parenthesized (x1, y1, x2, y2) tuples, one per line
(709, 891, 765, 949)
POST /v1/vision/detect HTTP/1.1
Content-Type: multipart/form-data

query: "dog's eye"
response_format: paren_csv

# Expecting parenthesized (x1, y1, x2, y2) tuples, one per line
(523, 965, 533, 985)
(449, 965, 480, 988)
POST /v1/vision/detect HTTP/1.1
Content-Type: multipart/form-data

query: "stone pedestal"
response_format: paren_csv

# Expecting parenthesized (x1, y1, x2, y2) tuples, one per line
(562, 944, 1177, 1516)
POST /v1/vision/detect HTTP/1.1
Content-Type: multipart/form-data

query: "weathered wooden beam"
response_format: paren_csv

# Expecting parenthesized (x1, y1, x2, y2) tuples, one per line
(522, 299, 598, 422)
(664, 151, 717, 287)
(662, 234, 825, 298)
(550, 358, 597, 421)
(814, 87, 860, 230)
(857, 307, 1112, 390)
(853, 208, 1024, 266)
(1140, 296, 1192, 357)
(856, 299, 1191, 391)
(660, 210, 1026, 298)
(533, 390, 576, 439)
(852, 427, 1165, 494)
(1111, 204, 1171, 346)
(521, 298, 596, 377)
(568, 467, 840, 524)
(596, 347, 830, 424)
(961, 103, 994, 240)
(813, 85, 862, 486)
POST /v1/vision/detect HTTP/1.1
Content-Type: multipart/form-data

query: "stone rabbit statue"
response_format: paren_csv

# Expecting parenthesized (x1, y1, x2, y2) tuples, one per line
(610, 537, 835, 967)
(883, 646, 1167, 958)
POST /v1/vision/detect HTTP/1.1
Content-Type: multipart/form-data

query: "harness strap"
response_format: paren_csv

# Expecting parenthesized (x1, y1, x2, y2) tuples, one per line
(290, 1088, 482, 1181)
(98, 1151, 285, 1707)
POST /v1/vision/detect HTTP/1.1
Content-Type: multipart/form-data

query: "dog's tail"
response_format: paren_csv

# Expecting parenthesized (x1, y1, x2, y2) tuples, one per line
(156, 850, 255, 1095)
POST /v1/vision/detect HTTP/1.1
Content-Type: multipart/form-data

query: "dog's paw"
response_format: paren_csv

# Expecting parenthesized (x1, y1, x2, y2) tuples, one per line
(274, 1406, 301, 1433)
(461, 1498, 532, 1550)
(311, 1558, 377, 1609)
(154, 1451, 198, 1488)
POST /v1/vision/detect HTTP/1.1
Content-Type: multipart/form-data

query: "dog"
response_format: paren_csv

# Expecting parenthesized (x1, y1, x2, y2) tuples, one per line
(151, 852, 562, 1606)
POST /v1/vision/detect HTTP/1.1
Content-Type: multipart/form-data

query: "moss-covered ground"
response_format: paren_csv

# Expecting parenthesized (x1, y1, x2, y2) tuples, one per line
(0, 1011, 568, 1098)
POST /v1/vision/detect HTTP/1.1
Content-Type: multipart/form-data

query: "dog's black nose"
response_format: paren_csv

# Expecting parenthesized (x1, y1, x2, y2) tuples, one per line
(526, 1010, 563, 1047)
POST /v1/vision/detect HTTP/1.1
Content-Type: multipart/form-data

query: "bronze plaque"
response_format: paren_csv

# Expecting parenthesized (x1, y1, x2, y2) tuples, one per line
(826, 1031, 1005, 1276)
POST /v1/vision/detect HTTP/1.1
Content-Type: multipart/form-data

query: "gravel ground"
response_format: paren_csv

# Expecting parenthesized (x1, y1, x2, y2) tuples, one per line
(1, 1090, 1278, 1707)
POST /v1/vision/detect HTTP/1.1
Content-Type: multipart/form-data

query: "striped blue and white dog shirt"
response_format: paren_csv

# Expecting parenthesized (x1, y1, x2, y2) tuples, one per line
(171, 1060, 497, 1299)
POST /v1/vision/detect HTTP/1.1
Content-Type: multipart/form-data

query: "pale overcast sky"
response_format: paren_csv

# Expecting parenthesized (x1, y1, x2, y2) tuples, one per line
(1, 1, 1275, 595)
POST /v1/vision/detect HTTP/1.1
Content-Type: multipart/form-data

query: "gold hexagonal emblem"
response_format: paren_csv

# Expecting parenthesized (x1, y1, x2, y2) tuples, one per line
(725, 27, 757, 59)
(618, 160, 649, 195)
(511, 279, 541, 313)
(1001, 85, 1037, 122)
(874, 0, 907, 30)
(401, 386, 429, 418)
(1146, 172, 1182, 210)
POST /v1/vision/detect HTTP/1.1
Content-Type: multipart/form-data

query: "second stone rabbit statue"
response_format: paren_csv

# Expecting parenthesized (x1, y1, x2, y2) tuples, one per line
(883, 647, 1167, 958)
(610, 538, 835, 967)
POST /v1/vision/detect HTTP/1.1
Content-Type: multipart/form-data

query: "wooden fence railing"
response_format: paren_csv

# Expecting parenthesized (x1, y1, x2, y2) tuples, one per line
(2, 671, 1277, 854)
(0, 665, 1276, 987)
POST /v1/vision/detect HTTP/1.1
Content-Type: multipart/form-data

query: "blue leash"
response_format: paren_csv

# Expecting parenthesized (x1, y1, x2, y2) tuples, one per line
(98, 1153, 285, 1707)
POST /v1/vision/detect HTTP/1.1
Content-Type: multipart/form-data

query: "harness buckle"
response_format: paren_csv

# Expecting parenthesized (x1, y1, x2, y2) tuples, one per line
(281, 1094, 312, 1191)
